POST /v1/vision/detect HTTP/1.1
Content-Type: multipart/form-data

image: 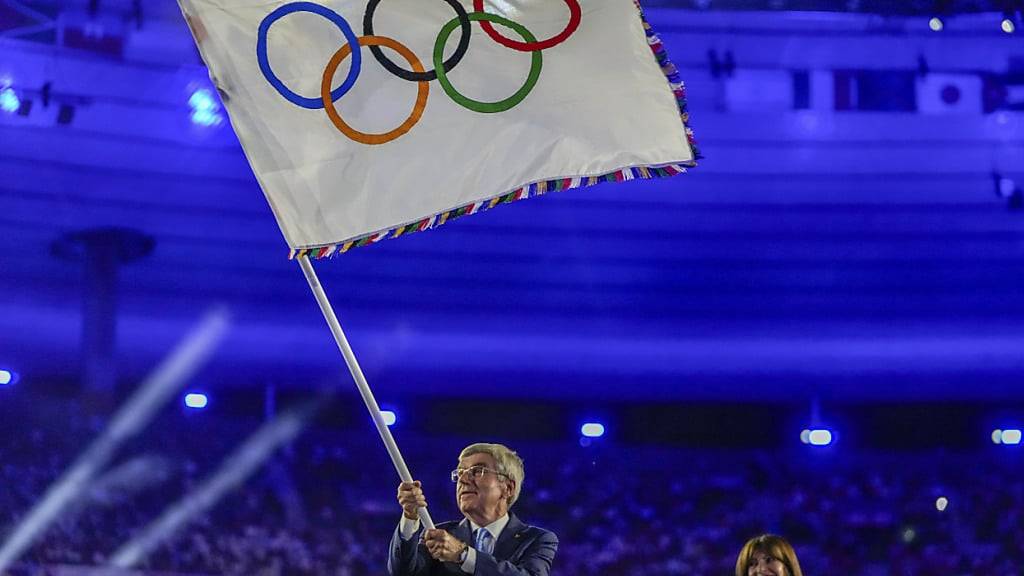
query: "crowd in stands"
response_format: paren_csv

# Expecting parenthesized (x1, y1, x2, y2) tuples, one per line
(1, 394, 1021, 575)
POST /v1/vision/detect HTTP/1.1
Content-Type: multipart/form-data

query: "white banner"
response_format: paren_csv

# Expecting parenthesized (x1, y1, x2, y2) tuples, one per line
(177, 0, 696, 253)
(916, 73, 982, 114)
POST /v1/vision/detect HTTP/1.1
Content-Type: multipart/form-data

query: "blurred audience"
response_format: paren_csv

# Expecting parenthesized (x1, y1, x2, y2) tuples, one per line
(0, 396, 1020, 576)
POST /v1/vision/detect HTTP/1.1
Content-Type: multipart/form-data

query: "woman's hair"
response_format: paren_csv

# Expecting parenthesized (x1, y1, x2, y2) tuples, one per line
(735, 534, 803, 576)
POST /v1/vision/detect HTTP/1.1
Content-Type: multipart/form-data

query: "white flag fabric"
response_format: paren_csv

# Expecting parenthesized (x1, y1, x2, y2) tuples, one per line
(916, 73, 982, 114)
(177, 0, 697, 255)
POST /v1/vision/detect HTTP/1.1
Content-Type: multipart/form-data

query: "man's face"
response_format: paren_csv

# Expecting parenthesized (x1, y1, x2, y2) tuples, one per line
(455, 452, 510, 521)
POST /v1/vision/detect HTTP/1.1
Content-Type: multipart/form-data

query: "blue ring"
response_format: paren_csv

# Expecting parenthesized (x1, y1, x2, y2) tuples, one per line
(256, 2, 361, 109)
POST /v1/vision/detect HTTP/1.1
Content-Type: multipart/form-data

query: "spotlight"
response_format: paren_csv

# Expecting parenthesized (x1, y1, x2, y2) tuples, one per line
(581, 422, 605, 438)
(381, 410, 397, 427)
(184, 392, 208, 409)
(189, 88, 223, 127)
(1002, 429, 1022, 445)
(993, 428, 1022, 445)
(188, 88, 217, 111)
(929, 17, 944, 31)
(0, 87, 19, 113)
(1002, 18, 1016, 34)
(935, 496, 948, 511)
(0, 369, 17, 386)
(190, 109, 223, 127)
(802, 428, 833, 446)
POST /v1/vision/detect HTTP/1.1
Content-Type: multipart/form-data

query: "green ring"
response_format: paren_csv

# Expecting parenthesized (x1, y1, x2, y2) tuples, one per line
(433, 12, 542, 113)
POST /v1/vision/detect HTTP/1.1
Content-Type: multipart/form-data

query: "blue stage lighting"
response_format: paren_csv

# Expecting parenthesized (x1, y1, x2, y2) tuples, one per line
(928, 17, 943, 32)
(581, 422, 605, 438)
(188, 89, 217, 111)
(0, 369, 14, 385)
(807, 429, 833, 446)
(188, 88, 224, 126)
(381, 410, 397, 427)
(184, 392, 208, 409)
(0, 87, 19, 113)
(1001, 429, 1022, 445)
(997, 177, 1017, 198)
(191, 109, 224, 127)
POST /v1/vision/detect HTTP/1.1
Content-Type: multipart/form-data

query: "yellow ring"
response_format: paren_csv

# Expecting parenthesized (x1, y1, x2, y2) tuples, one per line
(321, 35, 429, 145)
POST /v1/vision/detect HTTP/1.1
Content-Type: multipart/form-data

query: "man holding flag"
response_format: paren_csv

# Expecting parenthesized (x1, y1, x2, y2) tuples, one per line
(175, 1, 694, 573)
(389, 443, 557, 576)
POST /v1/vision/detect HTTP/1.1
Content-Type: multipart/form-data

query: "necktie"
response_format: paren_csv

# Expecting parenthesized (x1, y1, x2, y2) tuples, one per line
(475, 529, 494, 555)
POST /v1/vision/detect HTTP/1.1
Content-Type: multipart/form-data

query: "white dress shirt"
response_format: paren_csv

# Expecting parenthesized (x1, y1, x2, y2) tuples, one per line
(400, 514, 510, 574)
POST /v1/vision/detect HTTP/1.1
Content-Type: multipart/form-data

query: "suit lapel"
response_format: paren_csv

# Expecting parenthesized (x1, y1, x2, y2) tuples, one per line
(452, 518, 473, 545)
(492, 513, 526, 560)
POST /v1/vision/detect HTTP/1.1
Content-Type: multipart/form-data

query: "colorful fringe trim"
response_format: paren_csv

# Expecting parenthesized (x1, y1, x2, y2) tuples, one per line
(290, 1, 698, 260)
(640, 1, 701, 161)
(291, 164, 691, 258)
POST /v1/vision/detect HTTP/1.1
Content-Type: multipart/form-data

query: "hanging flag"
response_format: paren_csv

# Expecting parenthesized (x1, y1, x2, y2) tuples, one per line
(983, 73, 1024, 113)
(175, 0, 697, 256)
(916, 73, 983, 114)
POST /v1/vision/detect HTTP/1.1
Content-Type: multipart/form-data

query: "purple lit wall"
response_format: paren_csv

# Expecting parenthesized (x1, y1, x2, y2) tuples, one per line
(0, 4, 1022, 402)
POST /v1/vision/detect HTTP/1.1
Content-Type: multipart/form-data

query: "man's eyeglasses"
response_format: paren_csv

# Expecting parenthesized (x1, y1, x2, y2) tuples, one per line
(450, 465, 508, 483)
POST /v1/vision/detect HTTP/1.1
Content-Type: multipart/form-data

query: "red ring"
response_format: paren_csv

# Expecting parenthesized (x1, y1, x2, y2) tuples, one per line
(472, 0, 581, 51)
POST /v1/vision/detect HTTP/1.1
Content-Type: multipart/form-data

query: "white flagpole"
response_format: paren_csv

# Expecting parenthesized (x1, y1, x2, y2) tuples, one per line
(297, 254, 436, 530)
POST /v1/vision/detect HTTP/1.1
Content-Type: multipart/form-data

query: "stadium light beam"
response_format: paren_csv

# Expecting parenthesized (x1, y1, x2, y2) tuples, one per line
(0, 309, 229, 573)
(109, 402, 316, 568)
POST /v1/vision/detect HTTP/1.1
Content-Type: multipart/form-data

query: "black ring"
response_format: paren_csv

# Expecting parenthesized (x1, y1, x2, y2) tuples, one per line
(363, 0, 471, 82)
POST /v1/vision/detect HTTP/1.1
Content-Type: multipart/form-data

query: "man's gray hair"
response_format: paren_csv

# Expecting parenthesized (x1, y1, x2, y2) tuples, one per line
(459, 443, 525, 507)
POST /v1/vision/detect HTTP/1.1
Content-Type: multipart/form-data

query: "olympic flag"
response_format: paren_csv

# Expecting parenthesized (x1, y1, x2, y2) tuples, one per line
(177, 0, 697, 255)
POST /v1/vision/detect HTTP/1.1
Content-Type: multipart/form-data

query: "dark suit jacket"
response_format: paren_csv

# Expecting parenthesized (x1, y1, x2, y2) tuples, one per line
(387, 512, 558, 576)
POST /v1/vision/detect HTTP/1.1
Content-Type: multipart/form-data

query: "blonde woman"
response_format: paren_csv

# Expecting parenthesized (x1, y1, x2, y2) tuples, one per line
(735, 534, 803, 576)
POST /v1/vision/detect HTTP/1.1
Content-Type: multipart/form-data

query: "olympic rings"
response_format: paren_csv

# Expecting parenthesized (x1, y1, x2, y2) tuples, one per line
(257, 2, 362, 109)
(363, 0, 471, 83)
(473, 0, 581, 52)
(434, 13, 542, 114)
(256, 1, 583, 143)
(321, 35, 429, 145)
